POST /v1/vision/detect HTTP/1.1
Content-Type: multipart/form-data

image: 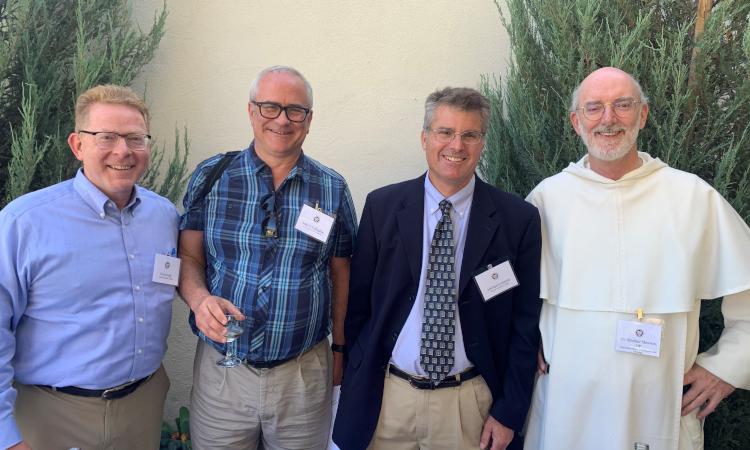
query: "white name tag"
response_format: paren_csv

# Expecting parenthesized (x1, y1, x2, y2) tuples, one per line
(615, 320, 662, 357)
(152, 254, 181, 286)
(473, 261, 519, 302)
(294, 204, 335, 243)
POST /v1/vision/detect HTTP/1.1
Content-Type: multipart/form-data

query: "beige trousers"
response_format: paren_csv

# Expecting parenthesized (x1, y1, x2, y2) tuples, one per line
(14, 364, 169, 450)
(190, 339, 332, 450)
(366, 366, 494, 450)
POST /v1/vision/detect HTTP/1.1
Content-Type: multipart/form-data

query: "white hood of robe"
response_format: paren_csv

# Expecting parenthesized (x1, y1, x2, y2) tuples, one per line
(527, 152, 750, 313)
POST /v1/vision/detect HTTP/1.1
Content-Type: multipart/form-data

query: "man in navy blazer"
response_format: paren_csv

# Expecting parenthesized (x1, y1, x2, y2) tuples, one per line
(333, 87, 542, 450)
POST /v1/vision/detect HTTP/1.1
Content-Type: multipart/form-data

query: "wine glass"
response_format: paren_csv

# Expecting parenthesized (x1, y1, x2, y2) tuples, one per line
(216, 307, 246, 368)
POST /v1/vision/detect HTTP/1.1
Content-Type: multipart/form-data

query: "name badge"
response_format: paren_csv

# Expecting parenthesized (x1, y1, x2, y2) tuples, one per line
(152, 254, 181, 286)
(473, 261, 519, 302)
(615, 320, 663, 357)
(295, 204, 335, 243)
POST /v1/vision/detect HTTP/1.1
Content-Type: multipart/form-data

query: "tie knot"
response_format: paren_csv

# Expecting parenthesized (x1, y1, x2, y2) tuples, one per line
(439, 200, 452, 214)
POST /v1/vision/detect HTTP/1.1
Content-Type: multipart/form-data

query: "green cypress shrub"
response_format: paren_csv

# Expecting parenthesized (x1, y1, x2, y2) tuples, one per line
(480, 0, 750, 448)
(1, 0, 190, 207)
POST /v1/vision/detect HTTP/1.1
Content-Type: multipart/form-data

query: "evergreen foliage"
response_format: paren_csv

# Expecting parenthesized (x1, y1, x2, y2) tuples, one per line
(480, 0, 749, 447)
(1, 0, 190, 207)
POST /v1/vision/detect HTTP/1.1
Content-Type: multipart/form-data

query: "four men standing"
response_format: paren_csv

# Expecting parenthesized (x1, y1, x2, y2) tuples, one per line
(1, 66, 747, 450)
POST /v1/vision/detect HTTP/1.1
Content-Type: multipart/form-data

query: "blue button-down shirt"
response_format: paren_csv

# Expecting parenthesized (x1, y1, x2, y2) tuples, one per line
(181, 142, 358, 362)
(0, 169, 180, 449)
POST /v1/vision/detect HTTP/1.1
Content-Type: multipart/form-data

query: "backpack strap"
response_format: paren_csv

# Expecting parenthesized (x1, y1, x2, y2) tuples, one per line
(201, 151, 240, 200)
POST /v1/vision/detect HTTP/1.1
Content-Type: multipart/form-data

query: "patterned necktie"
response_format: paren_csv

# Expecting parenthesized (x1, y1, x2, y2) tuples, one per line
(420, 199, 456, 385)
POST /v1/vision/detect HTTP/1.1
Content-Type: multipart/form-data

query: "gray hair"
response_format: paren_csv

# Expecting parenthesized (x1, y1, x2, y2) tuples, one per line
(423, 87, 492, 133)
(249, 65, 313, 108)
(569, 72, 649, 112)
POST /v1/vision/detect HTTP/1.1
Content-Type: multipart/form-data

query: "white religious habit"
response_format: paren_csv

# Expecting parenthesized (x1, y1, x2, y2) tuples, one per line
(523, 152, 750, 450)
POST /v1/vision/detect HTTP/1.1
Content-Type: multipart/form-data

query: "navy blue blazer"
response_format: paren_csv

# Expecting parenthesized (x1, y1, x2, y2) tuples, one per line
(332, 174, 542, 450)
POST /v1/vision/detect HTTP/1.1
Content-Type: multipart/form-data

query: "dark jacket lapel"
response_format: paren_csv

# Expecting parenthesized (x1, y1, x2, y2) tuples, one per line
(396, 174, 426, 287)
(458, 177, 500, 298)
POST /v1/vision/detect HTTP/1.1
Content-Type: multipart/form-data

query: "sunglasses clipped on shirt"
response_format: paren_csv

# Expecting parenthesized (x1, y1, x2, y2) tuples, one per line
(260, 192, 278, 238)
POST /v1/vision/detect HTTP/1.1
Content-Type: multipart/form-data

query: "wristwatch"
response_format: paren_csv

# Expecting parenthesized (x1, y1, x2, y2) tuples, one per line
(331, 343, 346, 354)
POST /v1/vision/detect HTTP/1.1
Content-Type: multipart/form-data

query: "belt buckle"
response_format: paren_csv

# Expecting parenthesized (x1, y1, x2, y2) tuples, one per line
(101, 385, 122, 400)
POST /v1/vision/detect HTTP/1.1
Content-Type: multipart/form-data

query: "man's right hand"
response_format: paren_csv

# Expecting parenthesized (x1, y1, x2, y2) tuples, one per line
(537, 340, 548, 375)
(9, 441, 32, 450)
(192, 295, 242, 343)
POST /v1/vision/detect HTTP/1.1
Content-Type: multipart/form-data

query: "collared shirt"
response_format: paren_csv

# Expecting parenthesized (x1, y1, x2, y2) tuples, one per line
(181, 142, 358, 362)
(0, 169, 180, 448)
(390, 172, 475, 376)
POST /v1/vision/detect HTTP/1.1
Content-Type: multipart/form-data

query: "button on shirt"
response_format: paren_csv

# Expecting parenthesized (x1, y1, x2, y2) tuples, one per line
(390, 173, 475, 376)
(0, 169, 180, 448)
(181, 142, 358, 362)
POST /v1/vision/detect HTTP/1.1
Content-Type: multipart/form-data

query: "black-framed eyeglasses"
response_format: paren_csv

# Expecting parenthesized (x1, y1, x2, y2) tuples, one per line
(577, 99, 642, 121)
(260, 192, 278, 238)
(252, 102, 310, 122)
(427, 128, 485, 145)
(78, 130, 151, 150)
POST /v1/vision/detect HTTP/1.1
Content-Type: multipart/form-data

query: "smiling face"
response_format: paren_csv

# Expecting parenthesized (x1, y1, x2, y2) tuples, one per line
(571, 68, 648, 163)
(422, 105, 485, 197)
(248, 72, 312, 163)
(68, 102, 150, 209)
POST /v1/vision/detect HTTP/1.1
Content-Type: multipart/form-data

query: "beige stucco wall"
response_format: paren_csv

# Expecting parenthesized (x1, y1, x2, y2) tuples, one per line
(128, 0, 511, 423)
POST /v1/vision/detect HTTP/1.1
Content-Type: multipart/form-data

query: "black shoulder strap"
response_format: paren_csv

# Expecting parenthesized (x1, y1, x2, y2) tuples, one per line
(201, 151, 240, 200)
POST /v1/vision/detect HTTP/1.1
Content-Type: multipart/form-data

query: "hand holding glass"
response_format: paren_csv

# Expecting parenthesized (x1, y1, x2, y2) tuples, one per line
(216, 307, 246, 368)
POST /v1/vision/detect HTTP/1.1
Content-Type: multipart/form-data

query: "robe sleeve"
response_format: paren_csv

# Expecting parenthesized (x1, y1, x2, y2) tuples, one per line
(694, 290, 750, 389)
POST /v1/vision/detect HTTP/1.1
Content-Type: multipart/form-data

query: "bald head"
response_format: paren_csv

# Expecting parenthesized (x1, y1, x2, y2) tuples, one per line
(570, 67, 648, 112)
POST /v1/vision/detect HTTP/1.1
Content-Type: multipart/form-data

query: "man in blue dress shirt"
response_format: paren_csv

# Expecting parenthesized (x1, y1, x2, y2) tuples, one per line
(178, 65, 357, 449)
(0, 85, 180, 450)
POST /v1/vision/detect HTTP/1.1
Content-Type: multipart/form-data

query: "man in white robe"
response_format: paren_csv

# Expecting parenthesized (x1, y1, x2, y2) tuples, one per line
(524, 67, 750, 450)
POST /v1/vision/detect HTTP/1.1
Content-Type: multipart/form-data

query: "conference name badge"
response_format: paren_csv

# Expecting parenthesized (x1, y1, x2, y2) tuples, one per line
(615, 309, 664, 357)
(295, 204, 335, 243)
(472, 260, 519, 302)
(153, 254, 181, 287)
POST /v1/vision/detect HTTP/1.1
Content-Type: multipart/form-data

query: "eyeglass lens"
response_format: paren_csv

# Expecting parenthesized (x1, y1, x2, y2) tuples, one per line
(95, 132, 149, 150)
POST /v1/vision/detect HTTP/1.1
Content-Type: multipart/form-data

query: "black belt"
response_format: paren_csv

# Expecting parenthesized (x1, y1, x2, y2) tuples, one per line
(389, 364, 481, 390)
(40, 374, 152, 400)
(243, 354, 296, 369)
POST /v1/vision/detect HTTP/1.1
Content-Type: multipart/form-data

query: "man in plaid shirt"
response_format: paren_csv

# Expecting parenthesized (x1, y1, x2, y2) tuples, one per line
(178, 65, 357, 450)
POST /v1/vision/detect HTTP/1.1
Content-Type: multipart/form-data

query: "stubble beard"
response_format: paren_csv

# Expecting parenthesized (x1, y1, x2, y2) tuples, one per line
(579, 111, 640, 162)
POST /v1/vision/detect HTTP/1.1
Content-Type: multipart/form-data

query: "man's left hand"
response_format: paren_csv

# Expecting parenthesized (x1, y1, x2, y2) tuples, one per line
(480, 415, 514, 450)
(333, 351, 344, 386)
(682, 363, 735, 419)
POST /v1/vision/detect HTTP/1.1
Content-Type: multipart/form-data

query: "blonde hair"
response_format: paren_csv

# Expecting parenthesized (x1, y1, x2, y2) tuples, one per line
(75, 85, 150, 132)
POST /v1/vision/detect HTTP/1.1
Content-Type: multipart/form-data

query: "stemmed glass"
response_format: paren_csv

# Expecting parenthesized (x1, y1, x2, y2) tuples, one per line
(216, 307, 246, 368)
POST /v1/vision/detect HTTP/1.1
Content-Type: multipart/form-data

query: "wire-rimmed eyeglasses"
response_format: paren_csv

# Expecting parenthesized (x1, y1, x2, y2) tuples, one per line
(427, 128, 485, 145)
(79, 130, 151, 150)
(577, 99, 642, 121)
(252, 102, 310, 123)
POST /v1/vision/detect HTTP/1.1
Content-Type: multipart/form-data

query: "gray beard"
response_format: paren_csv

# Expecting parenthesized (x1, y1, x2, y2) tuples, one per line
(579, 112, 640, 162)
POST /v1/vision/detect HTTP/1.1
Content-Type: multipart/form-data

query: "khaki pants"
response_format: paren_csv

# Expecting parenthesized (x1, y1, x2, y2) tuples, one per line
(14, 364, 169, 450)
(366, 366, 494, 450)
(190, 339, 332, 450)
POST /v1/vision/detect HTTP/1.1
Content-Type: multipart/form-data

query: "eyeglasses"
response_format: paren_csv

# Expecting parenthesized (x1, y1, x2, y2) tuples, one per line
(260, 192, 278, 238)
(577, 99, 642, 121)
(428, 128, 485, 145)
(78, 130, 151, 150)
(252, 102, 310, 123)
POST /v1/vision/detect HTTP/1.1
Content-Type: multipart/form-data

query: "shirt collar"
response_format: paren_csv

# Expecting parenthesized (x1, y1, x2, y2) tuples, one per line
(424, 172, 475, 219)
(246, 140, 310, 183)
(73, 168, 141, 218)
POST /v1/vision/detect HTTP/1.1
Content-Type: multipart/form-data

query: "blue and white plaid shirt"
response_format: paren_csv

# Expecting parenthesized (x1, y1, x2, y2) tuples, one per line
(181, 142, 358, 361)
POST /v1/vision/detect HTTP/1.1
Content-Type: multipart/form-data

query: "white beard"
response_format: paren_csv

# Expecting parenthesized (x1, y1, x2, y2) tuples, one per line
(579, 111, 640, 162)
